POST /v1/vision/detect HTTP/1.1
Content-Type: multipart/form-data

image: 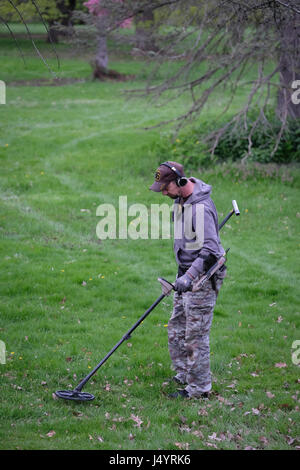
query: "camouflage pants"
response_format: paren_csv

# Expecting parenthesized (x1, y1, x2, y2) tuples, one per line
(168, 269, 226, 397)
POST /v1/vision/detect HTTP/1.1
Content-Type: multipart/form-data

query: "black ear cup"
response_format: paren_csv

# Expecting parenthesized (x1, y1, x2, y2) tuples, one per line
(177, 177, 188, 187)
(160, 162, 187, 187)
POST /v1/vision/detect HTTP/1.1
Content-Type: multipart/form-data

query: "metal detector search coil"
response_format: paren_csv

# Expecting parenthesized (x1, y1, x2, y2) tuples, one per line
(55, 390, 95, 401)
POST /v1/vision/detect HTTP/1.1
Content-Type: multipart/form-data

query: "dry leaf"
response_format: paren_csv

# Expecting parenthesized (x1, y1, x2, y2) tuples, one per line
(266, 391, 275, 398)
(259, 436, 269, 445)
(198, 408, 208, 416)
(286, 436, 295, 446)
(130, 414, 143, 428)
(227, 383, 236, 388)
(46, 430, 56, 438)
(275, 362, 287, 368)
(208, 432, 222, 441)
(175, 442, 189, 450)
(251, 372, 259, 377)
(192, 430, 204, 439)
(205, 442, 218, 449)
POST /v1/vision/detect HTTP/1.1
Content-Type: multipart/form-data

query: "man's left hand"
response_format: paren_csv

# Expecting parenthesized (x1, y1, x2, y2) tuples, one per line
(175, 273, 193, 294)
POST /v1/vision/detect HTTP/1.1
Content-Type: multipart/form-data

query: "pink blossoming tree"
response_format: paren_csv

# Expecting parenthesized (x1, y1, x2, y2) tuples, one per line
(83, 0, 132, 78)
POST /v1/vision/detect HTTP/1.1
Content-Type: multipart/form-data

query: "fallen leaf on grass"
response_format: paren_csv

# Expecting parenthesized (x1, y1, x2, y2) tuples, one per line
(180, 425, 192, 433)
(175, 442, 189, 450)
(259, 436, 269, 446)
(208, 432, 222, 441)
(286, 436, 295, 446)
(46, 430, 56, 438)
(205, 442, 218, 449)
(217, 395, 233, 406)
(130, 414, 143, 428)
(275, 362, 287, 368)
(192, 430, 204, 439)
(226, 383, 237, 388)
(266, 391, 275, 398)
(244, 408, 260, 416)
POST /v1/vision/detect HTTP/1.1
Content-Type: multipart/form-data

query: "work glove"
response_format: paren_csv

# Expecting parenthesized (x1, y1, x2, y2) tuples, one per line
(175, 272, 194, 294)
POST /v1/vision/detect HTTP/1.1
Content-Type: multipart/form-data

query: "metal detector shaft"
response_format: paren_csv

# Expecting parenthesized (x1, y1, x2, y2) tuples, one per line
(74, 293, 167, 392)
(218, 200, 240, 230)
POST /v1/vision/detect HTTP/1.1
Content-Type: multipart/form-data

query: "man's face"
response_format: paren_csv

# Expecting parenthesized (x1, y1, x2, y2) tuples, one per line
(161, 180, 180, 199)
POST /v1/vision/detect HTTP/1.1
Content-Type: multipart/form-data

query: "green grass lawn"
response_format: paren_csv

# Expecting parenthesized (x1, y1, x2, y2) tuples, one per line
(0, 28, 299, 451)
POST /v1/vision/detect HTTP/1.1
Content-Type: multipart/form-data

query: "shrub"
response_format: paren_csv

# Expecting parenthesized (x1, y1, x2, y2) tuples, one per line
(151, 110, 300, 171)
(213, 111, 300, 164)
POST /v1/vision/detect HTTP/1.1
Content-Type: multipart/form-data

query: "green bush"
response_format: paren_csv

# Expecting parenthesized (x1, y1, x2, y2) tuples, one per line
(214, 112, 300, 164)
(149, 125, 212, 172)
(151, 111, 300, 170)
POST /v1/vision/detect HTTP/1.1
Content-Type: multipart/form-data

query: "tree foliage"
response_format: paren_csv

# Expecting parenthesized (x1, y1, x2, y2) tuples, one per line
(2, 0, 300, 159)
(81, 0, 300, 158)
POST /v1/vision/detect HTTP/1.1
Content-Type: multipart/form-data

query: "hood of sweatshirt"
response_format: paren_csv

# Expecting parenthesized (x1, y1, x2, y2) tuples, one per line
(176, 177, 212, 205)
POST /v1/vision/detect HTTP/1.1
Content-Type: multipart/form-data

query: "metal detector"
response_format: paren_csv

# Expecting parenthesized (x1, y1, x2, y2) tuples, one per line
(55, 200, 240, 402)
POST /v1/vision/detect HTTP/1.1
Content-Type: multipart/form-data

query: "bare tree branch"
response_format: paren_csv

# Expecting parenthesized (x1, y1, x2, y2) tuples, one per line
(0, 13, 26, 64)
(7, 0, 58, 77)
(30, 0, 60, 70)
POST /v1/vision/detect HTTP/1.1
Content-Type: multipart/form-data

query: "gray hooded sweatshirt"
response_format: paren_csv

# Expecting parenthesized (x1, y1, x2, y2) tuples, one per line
(173, 177, 225, 277)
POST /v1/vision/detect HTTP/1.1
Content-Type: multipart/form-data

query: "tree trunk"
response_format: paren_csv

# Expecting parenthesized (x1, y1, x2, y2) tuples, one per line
(47, 25, 59, 43)
(95, 35, 108, 71)
(277, 15, 300, 120)
(135, 9, 157, 51)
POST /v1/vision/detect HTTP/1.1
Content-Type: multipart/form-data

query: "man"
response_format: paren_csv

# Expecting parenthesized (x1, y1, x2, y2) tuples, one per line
(150, 161, 226, 399)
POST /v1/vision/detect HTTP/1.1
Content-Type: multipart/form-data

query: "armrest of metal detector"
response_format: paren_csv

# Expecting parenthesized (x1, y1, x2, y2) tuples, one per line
(157, 277, 175, 296)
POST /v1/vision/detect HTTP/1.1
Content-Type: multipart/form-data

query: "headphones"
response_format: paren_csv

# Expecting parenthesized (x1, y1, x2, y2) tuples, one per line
(160, 162, 189, 187)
